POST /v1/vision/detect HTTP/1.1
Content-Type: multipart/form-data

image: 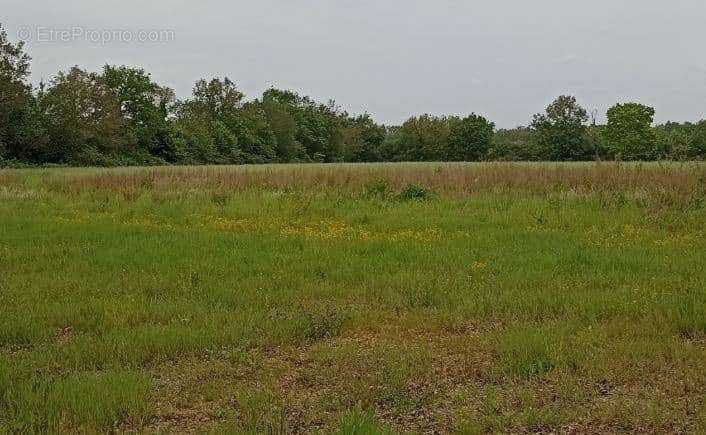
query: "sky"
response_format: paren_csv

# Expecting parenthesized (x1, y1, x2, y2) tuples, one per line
(3, 0, 706, 128)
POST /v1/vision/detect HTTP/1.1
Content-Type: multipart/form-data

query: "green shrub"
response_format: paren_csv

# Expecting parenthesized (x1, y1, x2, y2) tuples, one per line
(397, 183, 434, 201)
(364, 178, 390, 199)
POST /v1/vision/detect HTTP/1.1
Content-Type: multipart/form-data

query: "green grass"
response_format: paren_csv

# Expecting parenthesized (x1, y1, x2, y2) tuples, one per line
(0, 162, 705, 433)
(0, 362, 150, 433)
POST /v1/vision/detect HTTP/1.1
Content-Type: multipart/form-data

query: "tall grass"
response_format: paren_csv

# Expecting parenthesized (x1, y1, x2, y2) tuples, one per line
(25, 161, 704, 200)
(1, 366, 151, 433)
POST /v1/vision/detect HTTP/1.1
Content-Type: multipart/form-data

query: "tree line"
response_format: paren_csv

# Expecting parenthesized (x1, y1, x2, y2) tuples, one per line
(1, 25, 705, 167)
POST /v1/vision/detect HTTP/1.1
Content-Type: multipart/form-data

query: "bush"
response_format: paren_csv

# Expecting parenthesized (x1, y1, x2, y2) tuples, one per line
(398, 184, 434, 201)
(364, 178, 390, 199)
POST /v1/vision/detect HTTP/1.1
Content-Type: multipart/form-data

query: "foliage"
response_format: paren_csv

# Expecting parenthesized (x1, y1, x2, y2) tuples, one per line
(654, 121, 706, 161)
(447, 114, 495, 161)
(490, 127, 540, 161)
(40, 66, 127, 163)
(260, 88, 351, 162)
(689, 121, 706, 160)
(0, 24, 33, 161)
(229, 102, 277, 162)
(1, 24, 706, 166)
(395, 114, 452, 161)
(102, 65, 177, 161)
(604, 103, 658, 160)
(342, 114, 387, 162)
(398, 183, 434, 201)
(530, 96, 593, 161)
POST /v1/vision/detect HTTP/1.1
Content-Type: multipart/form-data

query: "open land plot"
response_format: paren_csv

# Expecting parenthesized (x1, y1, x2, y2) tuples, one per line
(1, 162, 705, 433)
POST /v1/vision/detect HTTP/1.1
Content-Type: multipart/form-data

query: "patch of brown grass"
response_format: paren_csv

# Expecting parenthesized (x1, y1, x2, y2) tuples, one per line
(0, 172, 19, 186)
(138, 314, 706, 434)
(142, 334, 705, 434)
(37, 162, 706, 205)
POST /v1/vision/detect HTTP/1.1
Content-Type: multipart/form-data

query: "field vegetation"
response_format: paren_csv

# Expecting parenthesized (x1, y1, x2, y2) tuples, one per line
(2, 24, 706, 170)
(1, 162, 705, 433)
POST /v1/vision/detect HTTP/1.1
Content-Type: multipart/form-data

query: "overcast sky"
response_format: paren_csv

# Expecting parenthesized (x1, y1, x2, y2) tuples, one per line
(4, 0, 706, 127)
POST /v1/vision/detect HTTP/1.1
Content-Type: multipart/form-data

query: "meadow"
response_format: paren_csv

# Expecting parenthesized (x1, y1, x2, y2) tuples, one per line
(0, 162, 705, 433)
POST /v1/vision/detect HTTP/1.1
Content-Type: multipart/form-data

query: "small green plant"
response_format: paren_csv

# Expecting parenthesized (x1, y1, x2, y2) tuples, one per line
(397, 183, 434, 201)
(210, 191, 229, 207)
(295, 305, 350, 342)
(364, 178, 390, 199)
(337, 405, 388, 435)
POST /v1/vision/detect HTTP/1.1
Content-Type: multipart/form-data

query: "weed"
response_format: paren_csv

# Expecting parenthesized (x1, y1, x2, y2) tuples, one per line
(495, 326, 560, 378)
(295, 304, 350, 342)
(337, 405, 389, 435)
(235, 389, 288, 433)
(364, 178, 390, 199)
(210, 191, 229, 208)
(398, 183, 434, 201)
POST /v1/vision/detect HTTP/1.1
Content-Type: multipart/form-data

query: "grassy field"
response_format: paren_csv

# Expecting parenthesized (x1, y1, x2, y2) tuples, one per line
(1, 162, 705, 433)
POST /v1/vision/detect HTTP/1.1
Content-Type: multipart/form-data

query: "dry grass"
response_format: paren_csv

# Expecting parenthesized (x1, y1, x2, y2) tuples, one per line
(28, 162, 705, 200)
(0, 172, 18, 185)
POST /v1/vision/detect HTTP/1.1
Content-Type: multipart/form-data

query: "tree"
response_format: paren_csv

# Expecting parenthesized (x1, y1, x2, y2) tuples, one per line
(378, 126, 405, 161)
(261, 91, 302, 161)
(397, 115, 451, 161)
(604, 103, 657, 160)
(190, 77, 244, 121)
(260, 89, 349, 162)
(6, 23, 706, 167)
(229, 102, 277, 163)
(172, 78, 247, 164)
(530, 96, 592, 161)
(490, 127, 538, 161)
(171, 105, 217, 164)
(585, 124, 609, 161)
(654, 121, 692, 160)
(40, 66, 126, 163)
(102, 65, 177, 161)
(342, 114, 386, 162)
(0, 23, 33, 160)
(447, 114, 494, 161)
(688, 121, 706, 160)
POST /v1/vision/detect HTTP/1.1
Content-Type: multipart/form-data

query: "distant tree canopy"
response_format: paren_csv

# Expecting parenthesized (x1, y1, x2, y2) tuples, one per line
(0, 24, 33, 161)
(531, 96, 593, 161)
(41, 66, 128, 163)
(605, 103, 658, 160)
(448, 114, 495, 161)
(0, 23, 704, 166)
